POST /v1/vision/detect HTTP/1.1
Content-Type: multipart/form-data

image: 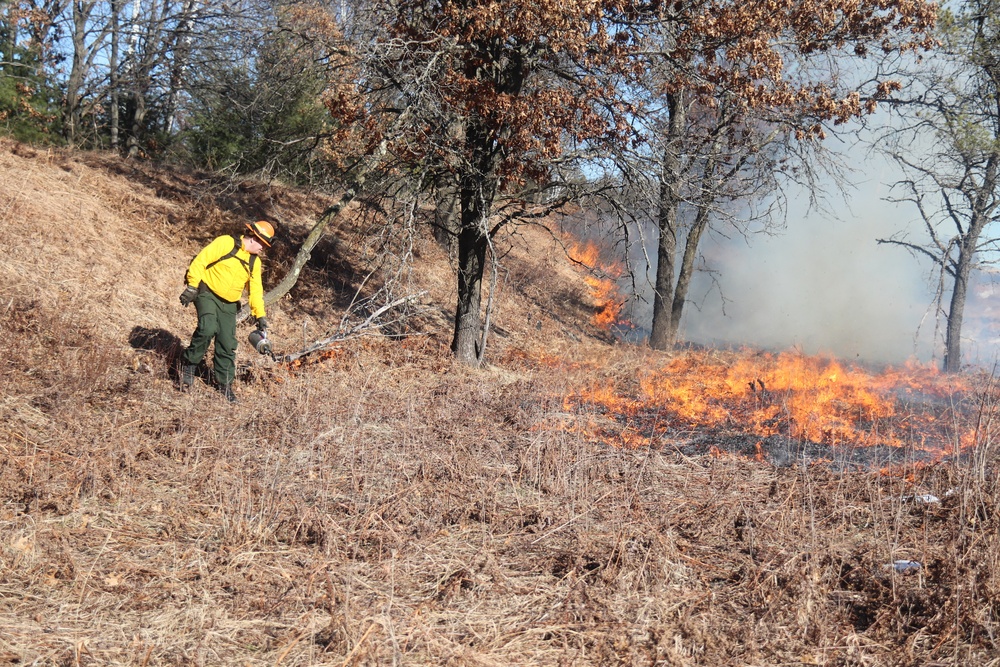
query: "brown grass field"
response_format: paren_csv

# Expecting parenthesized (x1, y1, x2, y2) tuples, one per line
(3, 138, 1000, 666)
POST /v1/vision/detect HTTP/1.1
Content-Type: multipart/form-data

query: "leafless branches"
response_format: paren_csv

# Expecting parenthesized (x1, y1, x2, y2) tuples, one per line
(277, 290, 427, 362)
(874, 0, 1000, 370)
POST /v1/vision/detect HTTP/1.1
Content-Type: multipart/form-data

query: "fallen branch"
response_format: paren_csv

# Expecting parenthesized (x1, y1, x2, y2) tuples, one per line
(263, 142, 389, 309)
(235, 141, 392, 327)
(274, 291, 427, 363)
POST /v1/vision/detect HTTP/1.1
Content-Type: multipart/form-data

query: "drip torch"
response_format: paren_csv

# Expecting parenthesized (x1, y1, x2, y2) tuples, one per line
(248, 329, 275, 360)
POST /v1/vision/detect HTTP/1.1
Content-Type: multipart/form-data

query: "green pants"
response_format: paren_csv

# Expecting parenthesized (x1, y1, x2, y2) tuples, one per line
(183, 289, 239, 385)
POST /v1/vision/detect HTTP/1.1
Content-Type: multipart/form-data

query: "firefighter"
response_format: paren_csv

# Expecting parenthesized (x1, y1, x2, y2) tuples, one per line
(178, 220, 275, 402)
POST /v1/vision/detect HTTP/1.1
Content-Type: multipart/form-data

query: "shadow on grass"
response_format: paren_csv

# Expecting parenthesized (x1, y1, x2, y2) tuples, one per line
(128, 326, 188, 383)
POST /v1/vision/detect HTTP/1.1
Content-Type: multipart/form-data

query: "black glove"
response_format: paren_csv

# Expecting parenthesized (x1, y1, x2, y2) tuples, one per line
(256, 316, 269, 331)
(179, 286, 198, 307)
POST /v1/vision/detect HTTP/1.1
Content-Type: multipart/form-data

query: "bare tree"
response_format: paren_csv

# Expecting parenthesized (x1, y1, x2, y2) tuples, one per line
(63, 0, 114, 144)
(636, 0, 937, 350)
(108, 0, 120, 148)
(119, 0, 194, 155)
(644, 91, 789, 349)
(877, 0, 1000, 372)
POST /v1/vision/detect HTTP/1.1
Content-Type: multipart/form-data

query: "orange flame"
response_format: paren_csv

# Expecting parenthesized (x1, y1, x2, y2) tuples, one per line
(567, 239, 632, 331)
(551, 348, 977, 457)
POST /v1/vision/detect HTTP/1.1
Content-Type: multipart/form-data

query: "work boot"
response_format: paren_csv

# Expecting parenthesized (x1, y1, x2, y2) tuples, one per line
(180, 364, 197, 391)
(218, 383, 237, 403)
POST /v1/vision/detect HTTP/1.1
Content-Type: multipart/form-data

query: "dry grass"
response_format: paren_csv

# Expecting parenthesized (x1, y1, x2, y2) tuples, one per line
(3, 139, 1000, 666)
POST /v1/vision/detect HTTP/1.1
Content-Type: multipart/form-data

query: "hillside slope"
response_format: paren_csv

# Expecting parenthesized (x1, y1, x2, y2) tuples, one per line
(0, 139, 605, 359)
(2, 140, 1000, 667)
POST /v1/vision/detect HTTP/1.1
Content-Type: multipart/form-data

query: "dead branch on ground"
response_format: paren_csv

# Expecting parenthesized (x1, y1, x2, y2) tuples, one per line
(275, 291, 427, 363)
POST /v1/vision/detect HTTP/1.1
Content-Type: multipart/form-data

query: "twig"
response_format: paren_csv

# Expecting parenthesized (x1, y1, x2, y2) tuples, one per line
(341, 621, 379, 667)
(275, 291, 427, 363)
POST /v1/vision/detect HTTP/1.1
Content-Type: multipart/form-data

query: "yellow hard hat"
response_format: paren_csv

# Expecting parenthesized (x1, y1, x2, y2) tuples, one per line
(246, 220, 275, 247)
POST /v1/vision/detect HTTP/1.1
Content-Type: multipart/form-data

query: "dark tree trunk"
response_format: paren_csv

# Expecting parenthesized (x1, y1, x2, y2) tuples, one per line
(649, 182, 679, 349)
(943, 246, 971, 373)
(450, 206, 488, 364)
(649, 90, 686, 350)
(448, 49, 522, 366)
(451, 119, 497, 365)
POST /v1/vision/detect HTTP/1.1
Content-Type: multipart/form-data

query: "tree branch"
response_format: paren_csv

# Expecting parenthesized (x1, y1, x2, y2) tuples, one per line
(275, 291, 427, 363)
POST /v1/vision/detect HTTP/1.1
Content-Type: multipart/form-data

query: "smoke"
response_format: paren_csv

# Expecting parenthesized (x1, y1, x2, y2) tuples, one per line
(622, 154, 955, 366)
(679, 195, 938, 364)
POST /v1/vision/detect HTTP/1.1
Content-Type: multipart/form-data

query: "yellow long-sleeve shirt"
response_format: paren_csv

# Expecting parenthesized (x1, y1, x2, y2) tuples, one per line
(186, 235, 266, 319)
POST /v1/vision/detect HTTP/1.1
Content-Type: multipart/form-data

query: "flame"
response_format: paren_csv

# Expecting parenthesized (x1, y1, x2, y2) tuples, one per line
(286, 347, 343, 370)
(550, 348, 978, 458)
(567, 239, 632, 331)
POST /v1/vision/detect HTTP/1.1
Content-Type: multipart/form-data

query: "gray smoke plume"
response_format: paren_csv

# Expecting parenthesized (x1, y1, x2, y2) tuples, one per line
(621, 154, 1000, 368)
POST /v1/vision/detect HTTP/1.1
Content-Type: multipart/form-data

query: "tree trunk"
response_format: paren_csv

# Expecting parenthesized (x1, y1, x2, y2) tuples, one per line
(669, 204, 710, 339)
(63, 0, 89, 144)
(450, 118, 497, 365)
(123, 0, 147, 157)
(260, 138, 390, 308)
(1, 3, 15, 75)
(669, 140, 725, 340)
(943, 246, 971, 373)
(109, 0, 120, 150)
(450, 205, 488, 363)
(164, 0, 196, 135)
(649, 90, 686, 350)
(944, 151, 998, 372)
(447, 43, 510, 366)
(125, 90, 146, 157)
(649, 183, 678, 349)
(250, 108, 410, 320)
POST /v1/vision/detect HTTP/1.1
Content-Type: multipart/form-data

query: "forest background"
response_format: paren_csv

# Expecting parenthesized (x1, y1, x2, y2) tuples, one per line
(10, 0, 999, 371)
